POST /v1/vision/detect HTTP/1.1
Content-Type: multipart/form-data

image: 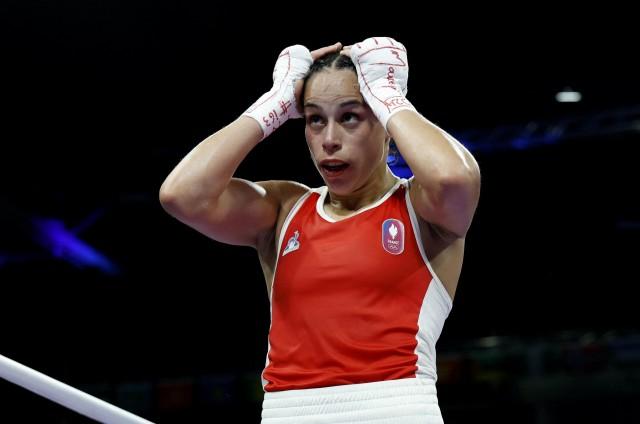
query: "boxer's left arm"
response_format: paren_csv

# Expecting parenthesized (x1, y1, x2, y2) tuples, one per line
(345, 37, 480, 239)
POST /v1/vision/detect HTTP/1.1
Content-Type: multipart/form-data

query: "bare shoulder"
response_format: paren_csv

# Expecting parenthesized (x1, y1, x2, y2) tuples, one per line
(254, 180, 311, 250)
(256, 180, 311, 209)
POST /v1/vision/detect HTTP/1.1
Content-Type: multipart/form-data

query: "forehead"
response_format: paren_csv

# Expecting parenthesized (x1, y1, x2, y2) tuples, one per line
(304, 69, 362, 104)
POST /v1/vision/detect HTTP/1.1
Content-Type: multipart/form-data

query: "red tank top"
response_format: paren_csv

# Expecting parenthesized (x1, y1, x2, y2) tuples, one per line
(261, 179, 452, 392)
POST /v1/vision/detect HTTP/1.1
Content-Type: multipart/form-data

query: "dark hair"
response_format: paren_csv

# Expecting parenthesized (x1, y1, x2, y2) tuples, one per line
(302, 51, 393, 148)
(302, 52, 356, 99)
(308, 52, 356, 75)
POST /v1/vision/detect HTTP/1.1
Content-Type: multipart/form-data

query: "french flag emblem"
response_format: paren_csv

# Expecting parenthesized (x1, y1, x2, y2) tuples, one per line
(382, 218, 405, 255)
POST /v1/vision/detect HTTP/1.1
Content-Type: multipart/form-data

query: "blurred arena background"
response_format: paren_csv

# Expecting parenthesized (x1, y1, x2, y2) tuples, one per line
(1, 3, 638, 423)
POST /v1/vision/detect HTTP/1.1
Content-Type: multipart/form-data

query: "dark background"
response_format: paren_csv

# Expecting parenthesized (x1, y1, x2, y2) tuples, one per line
(2, 3, 639, 423)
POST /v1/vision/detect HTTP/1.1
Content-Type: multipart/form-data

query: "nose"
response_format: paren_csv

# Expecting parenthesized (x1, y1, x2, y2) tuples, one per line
(322, 120, 342, 155)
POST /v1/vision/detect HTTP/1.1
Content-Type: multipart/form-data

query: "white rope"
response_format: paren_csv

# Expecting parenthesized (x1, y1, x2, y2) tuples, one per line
(0, 353, 154, 423)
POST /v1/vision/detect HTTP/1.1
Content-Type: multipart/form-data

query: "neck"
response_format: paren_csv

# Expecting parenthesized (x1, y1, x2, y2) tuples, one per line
(325, 166, 398, 214)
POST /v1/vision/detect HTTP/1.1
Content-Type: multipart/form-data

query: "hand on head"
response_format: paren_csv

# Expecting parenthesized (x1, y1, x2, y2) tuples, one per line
(243, 42, 343, 139)
(311, 42, 343, 61)
(340, 37, 415, 129)
(294, 42, 343, 113)
(243, 38, 413, 139)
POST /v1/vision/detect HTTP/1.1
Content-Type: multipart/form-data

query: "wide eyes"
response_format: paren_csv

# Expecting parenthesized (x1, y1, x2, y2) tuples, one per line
(307, 114, 323, 126)
(341, 112, 359, 124)
(306, 112, 360, 127)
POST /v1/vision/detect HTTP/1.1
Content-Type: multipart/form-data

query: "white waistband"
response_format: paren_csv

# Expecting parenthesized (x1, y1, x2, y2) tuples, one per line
(262, 377, 443, 424)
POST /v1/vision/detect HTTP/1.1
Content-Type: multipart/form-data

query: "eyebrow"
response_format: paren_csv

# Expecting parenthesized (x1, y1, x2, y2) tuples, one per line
(304, 100, 364, 109)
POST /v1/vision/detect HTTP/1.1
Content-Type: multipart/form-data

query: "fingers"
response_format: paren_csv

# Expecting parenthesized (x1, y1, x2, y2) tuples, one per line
(310, 42, 342, 61)
(340, 45, 352, 56)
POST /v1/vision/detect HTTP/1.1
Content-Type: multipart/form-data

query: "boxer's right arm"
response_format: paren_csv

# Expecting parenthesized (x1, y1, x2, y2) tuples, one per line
(159, 42, 341, 248)
(159, 116, 278, 248)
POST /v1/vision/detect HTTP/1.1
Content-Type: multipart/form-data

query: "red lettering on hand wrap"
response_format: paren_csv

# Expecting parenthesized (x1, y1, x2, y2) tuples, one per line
(386, 67, 396, 90)
(262, 109, 282, 128)
(279, 100, 292, 116)
(384, 97, 410, 112)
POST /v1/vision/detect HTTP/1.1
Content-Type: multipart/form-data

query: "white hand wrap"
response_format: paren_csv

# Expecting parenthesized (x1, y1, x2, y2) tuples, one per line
(348, 37, 416, 130)
(243, 45, 312, 139)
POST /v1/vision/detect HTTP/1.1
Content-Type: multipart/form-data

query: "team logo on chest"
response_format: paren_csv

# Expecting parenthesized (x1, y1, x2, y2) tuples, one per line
(382, 219, 405, 255)
(282, 230, 300, 256)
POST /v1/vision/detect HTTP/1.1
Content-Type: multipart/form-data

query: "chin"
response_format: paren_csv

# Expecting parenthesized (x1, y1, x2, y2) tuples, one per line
(324, 179, 355, 195)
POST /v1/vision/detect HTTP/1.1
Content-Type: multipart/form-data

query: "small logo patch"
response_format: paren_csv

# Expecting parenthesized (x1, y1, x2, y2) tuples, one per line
(382, 219, 404, 255)
(282, 230, 300, 256)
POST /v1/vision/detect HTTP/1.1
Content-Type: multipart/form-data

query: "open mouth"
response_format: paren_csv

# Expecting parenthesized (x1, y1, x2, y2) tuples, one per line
(320, 162, 350, 177)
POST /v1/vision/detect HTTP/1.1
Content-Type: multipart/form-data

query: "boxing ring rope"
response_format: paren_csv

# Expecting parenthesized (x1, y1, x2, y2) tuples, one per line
(0, 353, 154, 423)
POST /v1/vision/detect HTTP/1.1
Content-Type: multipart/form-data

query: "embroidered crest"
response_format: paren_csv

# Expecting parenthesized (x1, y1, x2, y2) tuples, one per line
(382, 219, 404, 255)
(282, 230, 300, 256)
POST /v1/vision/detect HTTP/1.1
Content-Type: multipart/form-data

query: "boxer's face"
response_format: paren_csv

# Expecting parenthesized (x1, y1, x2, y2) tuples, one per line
(304, 69, 389, 195)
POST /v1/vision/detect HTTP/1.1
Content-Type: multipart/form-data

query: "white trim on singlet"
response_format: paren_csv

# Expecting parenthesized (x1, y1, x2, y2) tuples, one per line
(262, 187, 321, 390)
(315, 176, 403, 223)
(402, 178, 453, 308)
(262, 177, 456, 389)
(402, 177, 454, 381)
(270, 188, 320, 302)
